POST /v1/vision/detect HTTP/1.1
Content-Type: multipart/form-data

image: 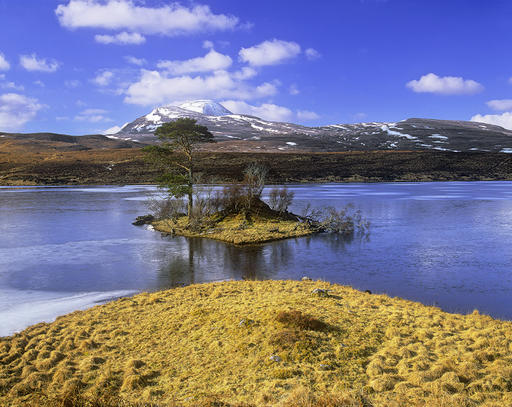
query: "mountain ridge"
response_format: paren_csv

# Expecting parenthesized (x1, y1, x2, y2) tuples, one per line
(111, 100, 512, 153)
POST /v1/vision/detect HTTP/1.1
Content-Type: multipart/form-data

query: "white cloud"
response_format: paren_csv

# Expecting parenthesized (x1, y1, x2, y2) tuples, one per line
(56, 0, 240, 36)
(509, 77, 512, 85)
(239, 39, 301, 66)
(125, 55, 146, 66)
(220, 100, 293, 122)
(0, 77, 24, 91)
(297, 110, 319, 120)
(254, 82, 278, 97)
(124, 69, 277, 106)
(0, 53, 10, 71)
(92, 71, 114, 86)
(471, 112, 512, 130)
(157, 49, 232, 75)
(289, 84, 299, 95)
(103, 125, 122, 134)
(95, 32, 145, 45)
(305, 48, 321, 60)
(233, 67, 257, 80)
(203, 40, 214, 49)
(33, 80, 45, 87)
(406, 73, 483, 95)
(0, 93, 43, 131)
(19, 54, 60, 73)
(65, 79, 81, 88)
(75, 108, 113, 123)
(486, 99, 512, 111)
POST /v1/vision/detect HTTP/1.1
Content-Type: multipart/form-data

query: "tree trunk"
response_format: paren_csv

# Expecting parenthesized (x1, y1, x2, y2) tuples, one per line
(187, 166, 193, 218)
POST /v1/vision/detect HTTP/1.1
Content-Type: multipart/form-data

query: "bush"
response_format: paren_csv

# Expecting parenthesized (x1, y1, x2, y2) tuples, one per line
(241, 163, 267, 211)
(300, 203, 370, 237)
(146, 195, 185, 221)
(268, 187, 294, 214)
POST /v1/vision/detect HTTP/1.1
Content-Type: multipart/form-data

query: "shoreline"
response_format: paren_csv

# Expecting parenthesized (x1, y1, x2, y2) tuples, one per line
(1, 279, 511, 406)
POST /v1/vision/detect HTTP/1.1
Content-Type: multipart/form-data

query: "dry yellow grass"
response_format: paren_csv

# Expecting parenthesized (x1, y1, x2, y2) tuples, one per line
(1, 280, 512, 406)
(153, 214, 314, 245)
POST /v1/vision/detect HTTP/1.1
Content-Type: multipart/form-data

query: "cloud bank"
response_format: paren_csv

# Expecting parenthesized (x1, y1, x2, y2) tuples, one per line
(19, 54, 59, 73)
(56, 0, 240, 36)
(0, 93, 43, 131)
(407, 73, 483, 95)
(157, 50, 232, 75)
(471, 112, 512, 131)
(239, 39, 301, 66)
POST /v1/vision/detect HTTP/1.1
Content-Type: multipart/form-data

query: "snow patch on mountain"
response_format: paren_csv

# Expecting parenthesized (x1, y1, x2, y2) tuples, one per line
(381, 124, 418, 141)
(178, 100, 232, 116)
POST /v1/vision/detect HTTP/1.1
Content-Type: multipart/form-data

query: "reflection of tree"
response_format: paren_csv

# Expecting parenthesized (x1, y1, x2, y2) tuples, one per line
(312, 232, 361, 252)
(156, 237, 204, 288)
(223, 245, 268, 281)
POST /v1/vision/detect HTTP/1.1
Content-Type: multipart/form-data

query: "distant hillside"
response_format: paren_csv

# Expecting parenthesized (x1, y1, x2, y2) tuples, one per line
(0, 132, 142, 152)
(111, 100, 512, 153)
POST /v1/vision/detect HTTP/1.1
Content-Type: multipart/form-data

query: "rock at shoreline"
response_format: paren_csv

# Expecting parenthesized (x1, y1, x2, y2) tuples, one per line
(132, 214, 154, 226)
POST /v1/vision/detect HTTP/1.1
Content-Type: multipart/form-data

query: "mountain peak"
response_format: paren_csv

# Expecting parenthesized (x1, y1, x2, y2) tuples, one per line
(177, 100, 232, 116)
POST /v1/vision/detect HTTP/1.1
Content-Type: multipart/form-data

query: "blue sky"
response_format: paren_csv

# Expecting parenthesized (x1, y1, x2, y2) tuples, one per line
(1, 0, 512, 135)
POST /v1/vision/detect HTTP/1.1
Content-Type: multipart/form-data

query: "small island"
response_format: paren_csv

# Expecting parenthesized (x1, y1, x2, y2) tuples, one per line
(151, 198, 314, 245)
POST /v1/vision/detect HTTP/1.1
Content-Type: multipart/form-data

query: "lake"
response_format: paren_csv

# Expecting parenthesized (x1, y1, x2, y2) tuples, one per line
(1, 182, 512, 336)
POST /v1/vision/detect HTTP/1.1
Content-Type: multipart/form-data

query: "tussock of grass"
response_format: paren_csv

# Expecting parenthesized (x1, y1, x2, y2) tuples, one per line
(275, 310, 329, 332)
(1, 280, 512, 406)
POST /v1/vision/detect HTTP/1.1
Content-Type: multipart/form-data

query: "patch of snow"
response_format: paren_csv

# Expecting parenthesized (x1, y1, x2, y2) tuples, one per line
(381, 125, 417, 140)
(250, 123, 280, 133)
(432, 146, 460, 152)
(286, 142, 297, 146)
(429, 134, 448, 140)
(145, 111, 162, 123)
(500, 148, 512, 153)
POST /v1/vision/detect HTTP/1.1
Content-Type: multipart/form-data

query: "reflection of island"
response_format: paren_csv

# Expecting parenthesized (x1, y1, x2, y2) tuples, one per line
(148, 229, 365, 291)
(155, 237, 301, 287)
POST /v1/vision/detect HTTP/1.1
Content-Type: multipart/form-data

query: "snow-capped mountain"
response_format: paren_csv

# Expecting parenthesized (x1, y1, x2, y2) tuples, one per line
(114, 100, 512, 153)
(177, 100, 233, 116)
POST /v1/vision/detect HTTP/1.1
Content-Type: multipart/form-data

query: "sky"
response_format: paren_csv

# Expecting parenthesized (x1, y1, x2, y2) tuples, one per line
(1, 0, 512, 135)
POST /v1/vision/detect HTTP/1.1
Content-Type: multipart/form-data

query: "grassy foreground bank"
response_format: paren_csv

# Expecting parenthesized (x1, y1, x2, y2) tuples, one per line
(1, 280, 512, 406)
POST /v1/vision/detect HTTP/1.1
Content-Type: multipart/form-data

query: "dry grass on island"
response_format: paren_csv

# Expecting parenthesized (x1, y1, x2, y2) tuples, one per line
(1, 280, 512, 407)
(151, 197, 314, 245)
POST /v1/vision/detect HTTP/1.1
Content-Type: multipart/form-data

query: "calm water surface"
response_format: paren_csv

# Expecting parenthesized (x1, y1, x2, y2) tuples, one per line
(1, 182, 512, 336)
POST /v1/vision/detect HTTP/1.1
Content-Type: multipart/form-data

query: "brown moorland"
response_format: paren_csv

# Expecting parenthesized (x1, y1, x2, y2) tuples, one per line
(3, 141, 512, 186)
